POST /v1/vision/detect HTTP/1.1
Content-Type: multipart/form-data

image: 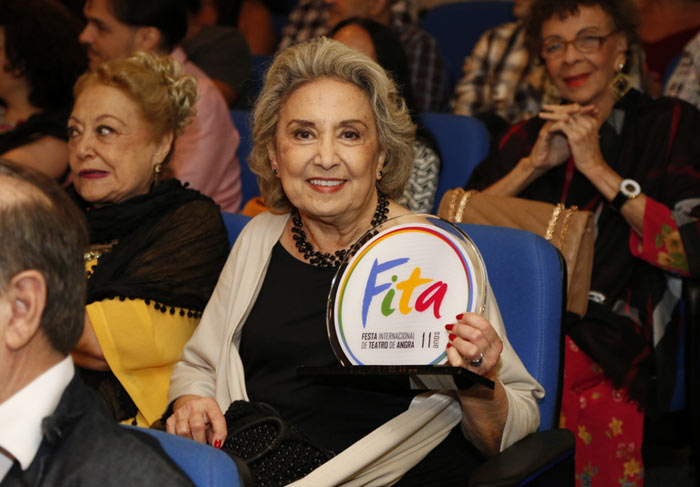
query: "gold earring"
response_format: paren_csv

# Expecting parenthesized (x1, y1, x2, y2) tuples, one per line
(611, 63, 631, 100)
(153, 163, 162, 186)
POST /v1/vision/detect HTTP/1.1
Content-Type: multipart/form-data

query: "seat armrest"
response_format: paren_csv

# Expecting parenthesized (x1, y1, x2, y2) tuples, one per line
(468, 429, 575, 487)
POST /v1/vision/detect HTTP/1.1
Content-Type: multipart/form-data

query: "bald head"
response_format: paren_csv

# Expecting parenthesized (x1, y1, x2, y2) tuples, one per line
(0, 161, 88, 355)
(0, 175, 48, 208)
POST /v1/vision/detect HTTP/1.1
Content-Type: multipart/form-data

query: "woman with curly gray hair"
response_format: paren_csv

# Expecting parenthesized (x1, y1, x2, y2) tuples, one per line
(68, 51, 230, 427)
(167, 38, 542, 486)
(467, 0, 700, 482)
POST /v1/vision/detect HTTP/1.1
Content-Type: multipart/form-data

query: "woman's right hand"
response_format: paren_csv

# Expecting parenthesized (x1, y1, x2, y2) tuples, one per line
(528, 122, 571, 172)
(166, 395, 227, 447)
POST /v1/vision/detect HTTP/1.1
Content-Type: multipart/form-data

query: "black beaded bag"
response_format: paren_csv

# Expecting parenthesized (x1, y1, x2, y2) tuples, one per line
(221, 401, 334, 487)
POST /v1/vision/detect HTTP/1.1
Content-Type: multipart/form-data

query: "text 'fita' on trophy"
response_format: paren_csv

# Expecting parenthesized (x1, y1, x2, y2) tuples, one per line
(298, 213, 495, 390)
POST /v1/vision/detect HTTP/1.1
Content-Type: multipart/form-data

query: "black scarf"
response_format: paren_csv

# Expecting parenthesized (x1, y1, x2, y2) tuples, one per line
(73, 179, 230, 312)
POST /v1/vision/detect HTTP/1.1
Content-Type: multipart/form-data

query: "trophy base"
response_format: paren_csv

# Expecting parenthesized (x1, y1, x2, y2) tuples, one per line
(297, 365, 494, 390)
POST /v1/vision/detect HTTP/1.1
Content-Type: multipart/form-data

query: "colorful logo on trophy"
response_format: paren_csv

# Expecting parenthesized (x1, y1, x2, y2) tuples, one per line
(332, 223, 484, 365)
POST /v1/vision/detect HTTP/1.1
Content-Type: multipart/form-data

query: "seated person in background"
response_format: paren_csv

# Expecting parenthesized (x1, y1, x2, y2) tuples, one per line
(216, 0, 277, 55)
(664, 30, 700, 109)
(80, 0, 243, 212)
(183, 0, 252, 108)
(69, 52, 230, 427)
(0, 0, 87, 181)
(637, 0, 700, 97)
(0, 160, 192, 487)
(451, 0, 557, 133)
(451, 0, 643, 138)
(331, 17, 441, 213)
(279, 0, 448, 112)
(167, 38, 543, 486)
(465, 0, 700, 482)
(277, 0, 328, 48)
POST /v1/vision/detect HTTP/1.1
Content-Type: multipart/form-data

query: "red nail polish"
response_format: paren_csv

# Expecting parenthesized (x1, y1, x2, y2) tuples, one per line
(214, 440, 222, 449)
(446, 343, 453, 349)
(444, 324, 454, 331)
(456, 313, 464, 320)
(448, 333, 456, 341)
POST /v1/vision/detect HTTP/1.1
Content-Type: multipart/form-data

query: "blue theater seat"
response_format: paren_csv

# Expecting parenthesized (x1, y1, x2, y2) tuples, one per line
(419, 112, 490, 213)
(124, 426, 242, 486)
(420, 1, 516, 92)
(221, 211, 251, 247)
(459, 223, 573, 485)
(230, 110, 259, 207)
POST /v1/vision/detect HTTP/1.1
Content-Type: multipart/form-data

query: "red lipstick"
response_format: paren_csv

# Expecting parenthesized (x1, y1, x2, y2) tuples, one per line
(78, 169, 109, 179)
(564, 73, 590, 87)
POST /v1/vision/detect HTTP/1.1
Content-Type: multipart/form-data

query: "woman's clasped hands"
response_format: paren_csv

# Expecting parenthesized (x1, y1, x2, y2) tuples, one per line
(530, 103, 606, 177)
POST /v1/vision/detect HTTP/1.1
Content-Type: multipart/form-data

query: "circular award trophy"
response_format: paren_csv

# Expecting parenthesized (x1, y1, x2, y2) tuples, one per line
(299, 214, 494, 390)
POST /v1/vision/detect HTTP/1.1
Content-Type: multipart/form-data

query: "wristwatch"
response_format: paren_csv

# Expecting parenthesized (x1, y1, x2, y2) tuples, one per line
(610, 178, 641, 212)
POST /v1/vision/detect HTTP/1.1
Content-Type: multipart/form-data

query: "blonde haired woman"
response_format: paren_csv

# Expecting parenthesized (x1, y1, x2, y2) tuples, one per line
(69, 51, 230, 427)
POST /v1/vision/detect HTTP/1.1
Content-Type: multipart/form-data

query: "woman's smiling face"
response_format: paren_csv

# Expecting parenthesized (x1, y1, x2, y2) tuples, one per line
(268, 77, 385, 225)
(541, 4, 628, 108)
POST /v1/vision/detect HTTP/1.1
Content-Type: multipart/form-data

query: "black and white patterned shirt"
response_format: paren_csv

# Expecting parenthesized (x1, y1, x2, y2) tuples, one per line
(665, 31, 700, 111)
(451, 22, 556, 124)
(398, 138, 441, 213)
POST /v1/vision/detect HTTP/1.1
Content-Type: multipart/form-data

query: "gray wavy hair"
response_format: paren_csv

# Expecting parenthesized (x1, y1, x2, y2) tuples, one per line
(249, 37, 416, 213)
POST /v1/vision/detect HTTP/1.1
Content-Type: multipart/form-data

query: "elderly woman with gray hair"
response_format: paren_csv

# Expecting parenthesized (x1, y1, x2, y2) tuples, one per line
(167, 37, 542, 486)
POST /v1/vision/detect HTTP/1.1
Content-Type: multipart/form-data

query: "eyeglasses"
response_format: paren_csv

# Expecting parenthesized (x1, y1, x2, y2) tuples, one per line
(541, 30, 617, 59)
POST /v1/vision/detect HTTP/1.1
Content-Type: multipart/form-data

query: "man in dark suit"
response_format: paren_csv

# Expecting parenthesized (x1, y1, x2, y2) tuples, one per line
(0, 160, 193, 487)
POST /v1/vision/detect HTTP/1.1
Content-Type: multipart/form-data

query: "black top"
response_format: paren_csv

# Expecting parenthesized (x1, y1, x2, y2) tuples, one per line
(73, 179, 230, 311)
(0, 110, 71, 181)
(239, 242, 480, 486)
(0, 110, 69, 152)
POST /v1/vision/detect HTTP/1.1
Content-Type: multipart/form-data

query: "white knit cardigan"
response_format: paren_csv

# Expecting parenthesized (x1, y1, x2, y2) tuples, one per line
(169, 212, 544, 486)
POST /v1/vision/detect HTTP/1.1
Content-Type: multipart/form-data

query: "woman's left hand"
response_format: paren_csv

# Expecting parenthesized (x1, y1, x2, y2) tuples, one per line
(445, 313, 503, 378)
(539, 104, 605, 176)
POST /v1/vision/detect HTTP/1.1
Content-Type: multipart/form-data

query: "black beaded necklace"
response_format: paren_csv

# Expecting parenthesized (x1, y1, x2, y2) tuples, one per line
(291, 190, 389, 268)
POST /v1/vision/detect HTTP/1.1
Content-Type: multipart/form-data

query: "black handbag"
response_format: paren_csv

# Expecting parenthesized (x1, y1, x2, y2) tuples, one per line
(221, 401, 334, 487)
